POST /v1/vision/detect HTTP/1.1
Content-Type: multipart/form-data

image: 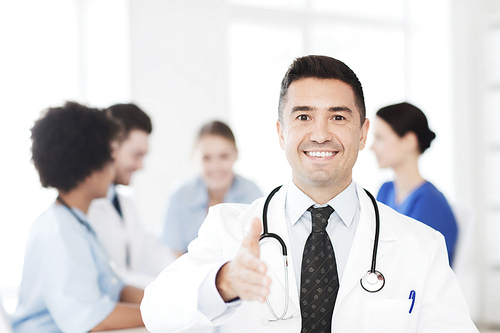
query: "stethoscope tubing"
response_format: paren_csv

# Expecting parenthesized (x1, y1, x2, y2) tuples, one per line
(260, 185, 384, 297)
(56, 197, 120, 278)
(363, 189, 380, 274)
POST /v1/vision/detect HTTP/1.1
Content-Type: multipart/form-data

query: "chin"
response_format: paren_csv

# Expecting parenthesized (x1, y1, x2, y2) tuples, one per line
(207, 180, 231, 192)
(115, 176, 131, 186)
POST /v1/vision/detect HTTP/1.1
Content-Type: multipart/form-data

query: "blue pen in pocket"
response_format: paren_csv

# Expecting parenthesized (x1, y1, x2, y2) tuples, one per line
(409, 290, 416, 314)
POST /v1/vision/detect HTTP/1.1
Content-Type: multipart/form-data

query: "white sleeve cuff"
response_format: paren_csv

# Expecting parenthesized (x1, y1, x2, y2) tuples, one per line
(197, 262, 241, 324)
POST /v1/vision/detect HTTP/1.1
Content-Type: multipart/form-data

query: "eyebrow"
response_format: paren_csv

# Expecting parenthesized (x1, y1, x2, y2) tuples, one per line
(290, 106, 353, 114)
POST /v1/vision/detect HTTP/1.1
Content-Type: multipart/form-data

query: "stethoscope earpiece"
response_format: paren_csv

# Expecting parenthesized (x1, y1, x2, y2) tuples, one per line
(261, 310, 299, 325)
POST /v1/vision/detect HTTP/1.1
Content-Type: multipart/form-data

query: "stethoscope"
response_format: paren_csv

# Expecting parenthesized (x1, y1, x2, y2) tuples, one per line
(259, 185, 385, 323)
(56, 197, 120, 283)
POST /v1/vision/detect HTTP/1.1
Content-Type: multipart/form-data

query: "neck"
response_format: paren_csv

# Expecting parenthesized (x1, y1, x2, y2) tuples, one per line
(392, 156, 424, 203)
(57, 189, 93, 214)
(208, 187, 228, 206)
(294, 177, 351, 205)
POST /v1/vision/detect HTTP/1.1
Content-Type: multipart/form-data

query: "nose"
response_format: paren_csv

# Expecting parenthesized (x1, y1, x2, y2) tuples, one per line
(309, 119, 333, 144)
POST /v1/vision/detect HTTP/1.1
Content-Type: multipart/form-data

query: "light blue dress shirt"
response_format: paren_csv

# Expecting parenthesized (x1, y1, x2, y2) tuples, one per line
(285, 181, 360, 295)
(11, 203, 125, 333)
(161, 174, 263, 253)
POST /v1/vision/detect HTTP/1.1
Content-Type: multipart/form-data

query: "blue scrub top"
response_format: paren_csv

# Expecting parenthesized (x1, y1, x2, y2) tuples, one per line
(160, 174, 263, 253)
(377, 181, 458, 265)
(11, 203, 125, 333)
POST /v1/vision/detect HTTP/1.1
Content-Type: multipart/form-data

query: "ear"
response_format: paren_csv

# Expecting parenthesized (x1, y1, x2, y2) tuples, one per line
(233, 147, 239, 162)
(276, 120, 285, 150)
(403, 131, 419, 152)
(358, 118, 370, 151)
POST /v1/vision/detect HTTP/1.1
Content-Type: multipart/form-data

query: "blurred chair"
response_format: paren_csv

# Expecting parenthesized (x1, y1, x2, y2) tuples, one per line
(451, 202, 479, 321)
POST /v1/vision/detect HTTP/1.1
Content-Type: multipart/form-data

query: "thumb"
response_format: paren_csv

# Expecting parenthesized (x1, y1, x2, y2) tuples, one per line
(242, 217, 262, 257)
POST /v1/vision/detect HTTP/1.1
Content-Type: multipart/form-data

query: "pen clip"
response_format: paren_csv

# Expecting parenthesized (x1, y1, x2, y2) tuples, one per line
(408, 290, 416, 314)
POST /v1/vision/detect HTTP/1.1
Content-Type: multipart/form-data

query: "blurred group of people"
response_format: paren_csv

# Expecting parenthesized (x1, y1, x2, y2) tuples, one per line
(10, 56, 463, 332)
(10, 102, 263, 332)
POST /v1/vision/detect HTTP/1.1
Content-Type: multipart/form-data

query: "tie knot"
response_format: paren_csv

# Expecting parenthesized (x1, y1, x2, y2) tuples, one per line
(308, 205, 334, 231)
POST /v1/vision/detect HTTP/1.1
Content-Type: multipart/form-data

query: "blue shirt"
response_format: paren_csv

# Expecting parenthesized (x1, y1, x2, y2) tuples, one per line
(11, 203, 125, 333)
(161, 175, 263, 253)
(377, 181, 458, 265)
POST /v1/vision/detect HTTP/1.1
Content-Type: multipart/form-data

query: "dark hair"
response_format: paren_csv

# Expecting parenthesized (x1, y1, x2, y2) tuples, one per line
(31, 101, 121, 192)
(376, 102, 436, 153)
(105, 103, 152, 139)
(197, 120, 236, 146)
(278, 55, 366, 125)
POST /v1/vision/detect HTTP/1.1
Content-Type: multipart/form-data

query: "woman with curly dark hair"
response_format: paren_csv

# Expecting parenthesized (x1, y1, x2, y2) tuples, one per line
(11, 102, 145, 332)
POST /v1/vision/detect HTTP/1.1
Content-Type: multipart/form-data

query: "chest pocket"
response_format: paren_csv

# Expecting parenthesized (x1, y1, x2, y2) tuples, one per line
(363, 299, 413, 333)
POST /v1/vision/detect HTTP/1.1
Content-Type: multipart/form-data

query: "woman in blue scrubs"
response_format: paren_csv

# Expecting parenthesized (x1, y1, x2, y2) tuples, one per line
(371, 102, 458, 266)
(11, 102, 145, 332)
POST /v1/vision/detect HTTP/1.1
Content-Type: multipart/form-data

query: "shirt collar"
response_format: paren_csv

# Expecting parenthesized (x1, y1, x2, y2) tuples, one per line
(285, 180, 358, 228)
(106, 183, 116, 200)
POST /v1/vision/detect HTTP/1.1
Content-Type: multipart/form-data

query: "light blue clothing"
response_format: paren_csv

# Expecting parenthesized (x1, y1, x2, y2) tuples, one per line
(377, 181, 458, 265)
(161, 175, 262, 253)
(285, 180, 360, 292)
(11, 203, 125, 333)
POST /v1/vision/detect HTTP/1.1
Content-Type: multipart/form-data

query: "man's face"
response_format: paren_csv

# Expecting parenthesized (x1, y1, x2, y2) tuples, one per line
(113, 129, 149, 185)
(277, 78, 369, 195)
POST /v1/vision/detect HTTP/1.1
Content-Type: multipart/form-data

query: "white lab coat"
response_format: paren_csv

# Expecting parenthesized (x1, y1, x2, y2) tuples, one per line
(141, 183, 478, 332)
(88, 191, 175, 288)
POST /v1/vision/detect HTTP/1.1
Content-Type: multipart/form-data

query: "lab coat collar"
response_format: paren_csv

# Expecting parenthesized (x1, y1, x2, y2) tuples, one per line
(334, 183, 399, 313)
(244, 182, 399, 319)
(245, 182, 301, 315)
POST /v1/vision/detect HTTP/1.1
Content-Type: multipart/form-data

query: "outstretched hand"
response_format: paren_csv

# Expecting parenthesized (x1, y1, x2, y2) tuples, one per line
(216, 217, 271, 303)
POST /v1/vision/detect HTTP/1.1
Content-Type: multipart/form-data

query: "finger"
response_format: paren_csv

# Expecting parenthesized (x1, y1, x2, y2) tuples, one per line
(239, 283, 270, 302)
(239, 251, 267, 274)
(242, 217, 262, 257)
(237, 265, 271, 288)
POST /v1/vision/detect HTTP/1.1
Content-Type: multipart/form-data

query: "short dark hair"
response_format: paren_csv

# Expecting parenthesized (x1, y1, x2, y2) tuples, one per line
(197, 120, 236, 146)
(31, 101, 121, 192)
(105, 103, 152, 139)
(376, 102, 436, 153)
(278, 55, 366, 125)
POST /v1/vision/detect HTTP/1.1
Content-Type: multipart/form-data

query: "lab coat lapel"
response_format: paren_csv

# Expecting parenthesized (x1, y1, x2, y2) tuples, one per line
(334, 184, 398, 310)
(254, 183, 301, 314)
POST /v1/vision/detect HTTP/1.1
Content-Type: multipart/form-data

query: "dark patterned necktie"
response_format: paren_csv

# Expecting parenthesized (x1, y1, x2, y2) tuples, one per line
(112, 193, 123, 218)
(112, 193, 131, 268)
(300, 205, 338, 333)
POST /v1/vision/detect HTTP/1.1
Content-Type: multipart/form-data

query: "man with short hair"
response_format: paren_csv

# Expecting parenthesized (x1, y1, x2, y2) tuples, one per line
(140, 56, 478, 332)
(88, 103, 174, 287)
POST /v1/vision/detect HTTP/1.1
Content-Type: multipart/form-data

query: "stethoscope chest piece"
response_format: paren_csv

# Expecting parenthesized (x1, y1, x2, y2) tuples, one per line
(360, 270, 385, 293)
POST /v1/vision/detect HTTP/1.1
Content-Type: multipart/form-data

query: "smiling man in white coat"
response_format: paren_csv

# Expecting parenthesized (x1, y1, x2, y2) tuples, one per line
(140, 55, 478, 332)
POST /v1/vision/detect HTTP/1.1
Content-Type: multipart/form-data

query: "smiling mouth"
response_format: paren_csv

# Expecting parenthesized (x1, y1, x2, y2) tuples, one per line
(305, 151, 337, 158)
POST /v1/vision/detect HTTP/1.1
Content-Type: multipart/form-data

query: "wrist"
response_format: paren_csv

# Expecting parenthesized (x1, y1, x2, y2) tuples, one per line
(216, 262, 238, 302)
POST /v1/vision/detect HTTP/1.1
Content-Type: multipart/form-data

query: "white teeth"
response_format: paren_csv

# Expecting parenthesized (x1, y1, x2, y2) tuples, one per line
(306, 151, 334, 157)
